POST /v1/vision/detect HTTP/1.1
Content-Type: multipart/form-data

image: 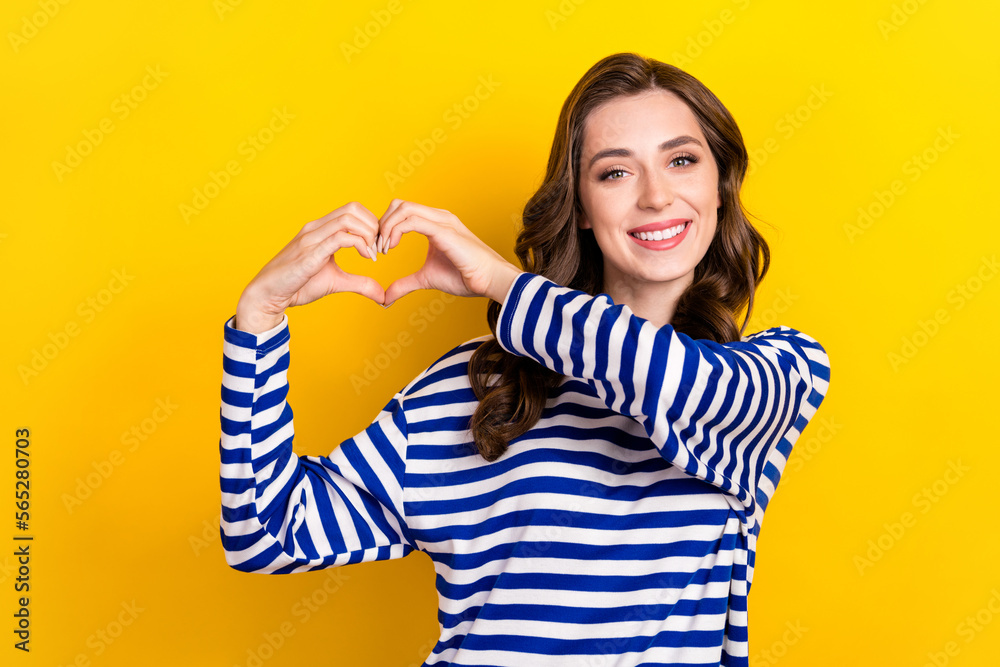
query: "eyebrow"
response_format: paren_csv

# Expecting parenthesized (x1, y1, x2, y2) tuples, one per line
(587, 135, 704, 168)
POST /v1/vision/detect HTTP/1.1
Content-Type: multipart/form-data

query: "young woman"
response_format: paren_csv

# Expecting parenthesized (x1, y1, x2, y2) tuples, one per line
(219, 52, 831, 666)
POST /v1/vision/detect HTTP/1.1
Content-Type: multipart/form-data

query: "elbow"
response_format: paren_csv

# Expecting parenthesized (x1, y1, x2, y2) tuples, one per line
(222, 539, 279, 573)
(224, 549, 262, 573)
(221, 533, 258, 572)
(220, 521, 274, 573)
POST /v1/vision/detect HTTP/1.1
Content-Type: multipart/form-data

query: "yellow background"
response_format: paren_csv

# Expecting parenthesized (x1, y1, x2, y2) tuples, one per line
(3, 0, 998, 665)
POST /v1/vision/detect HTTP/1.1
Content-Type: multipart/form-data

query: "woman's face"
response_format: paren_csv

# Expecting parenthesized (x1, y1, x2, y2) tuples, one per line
(577, 89, 721, 300)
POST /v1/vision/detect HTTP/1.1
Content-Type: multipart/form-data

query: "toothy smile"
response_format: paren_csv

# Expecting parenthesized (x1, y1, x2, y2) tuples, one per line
(628, 221, 690, 241)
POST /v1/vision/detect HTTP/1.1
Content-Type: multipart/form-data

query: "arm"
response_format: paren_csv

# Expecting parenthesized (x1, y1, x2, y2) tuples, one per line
(217, 197, 519, 572)
(495, 273, 831, 532)
(219, 314, 415, 573)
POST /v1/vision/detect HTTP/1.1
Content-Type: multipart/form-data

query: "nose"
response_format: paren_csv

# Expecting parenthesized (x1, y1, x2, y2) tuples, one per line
(637, 170, 673, 210)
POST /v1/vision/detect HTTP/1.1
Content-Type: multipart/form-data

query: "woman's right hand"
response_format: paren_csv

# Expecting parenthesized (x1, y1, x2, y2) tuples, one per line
(234, 202, 384, 334)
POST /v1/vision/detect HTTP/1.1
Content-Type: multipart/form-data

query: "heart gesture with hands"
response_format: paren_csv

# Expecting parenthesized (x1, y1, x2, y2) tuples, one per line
(234, 199, 523, 335)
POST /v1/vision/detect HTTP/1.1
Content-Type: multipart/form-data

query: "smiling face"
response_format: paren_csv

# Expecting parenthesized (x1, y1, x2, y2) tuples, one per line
(577, 89, 721, 305)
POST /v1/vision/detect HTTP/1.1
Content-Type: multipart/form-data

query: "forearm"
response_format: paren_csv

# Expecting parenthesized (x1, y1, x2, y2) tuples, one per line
(494, 273, 828, 524)
(219, 314, 304, 571)
(219, 315, 414, 573)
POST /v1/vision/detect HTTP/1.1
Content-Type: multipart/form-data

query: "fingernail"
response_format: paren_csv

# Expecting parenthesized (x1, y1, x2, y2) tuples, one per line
(369, 242, 377, 262)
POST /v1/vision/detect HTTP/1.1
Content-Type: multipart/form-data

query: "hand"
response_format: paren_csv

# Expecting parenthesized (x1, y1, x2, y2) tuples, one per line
(376, 199, 522, 306)
(235, 202, 383, 333)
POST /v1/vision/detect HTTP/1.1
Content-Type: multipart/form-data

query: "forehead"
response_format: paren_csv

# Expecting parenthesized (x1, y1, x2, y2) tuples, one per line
(582, 89, 706, 151)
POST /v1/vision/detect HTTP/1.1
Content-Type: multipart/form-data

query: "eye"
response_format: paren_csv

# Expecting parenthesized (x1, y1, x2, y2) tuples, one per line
(669, 153, 698, 168)
(599, 165, 629, 181)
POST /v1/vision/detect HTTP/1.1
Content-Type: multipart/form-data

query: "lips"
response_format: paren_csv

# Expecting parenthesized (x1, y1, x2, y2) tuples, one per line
(627, 219, 690, 241)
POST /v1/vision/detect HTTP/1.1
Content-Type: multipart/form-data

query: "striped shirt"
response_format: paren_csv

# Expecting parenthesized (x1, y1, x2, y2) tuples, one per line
(219, 271, 831, 666)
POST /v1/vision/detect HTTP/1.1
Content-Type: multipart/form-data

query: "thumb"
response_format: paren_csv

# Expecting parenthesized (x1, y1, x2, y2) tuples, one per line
(333, 271, 386, 306)
(383, 271, 425, 307)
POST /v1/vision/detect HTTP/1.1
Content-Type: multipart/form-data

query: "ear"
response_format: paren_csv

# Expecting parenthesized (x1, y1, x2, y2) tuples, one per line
(578, 213, 592, 230)
(716, 189, 722, 210)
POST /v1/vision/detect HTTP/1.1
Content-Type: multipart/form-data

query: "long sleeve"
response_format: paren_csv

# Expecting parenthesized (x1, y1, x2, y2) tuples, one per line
(218, 313, 416, 574)
(495, 273, 831, 534)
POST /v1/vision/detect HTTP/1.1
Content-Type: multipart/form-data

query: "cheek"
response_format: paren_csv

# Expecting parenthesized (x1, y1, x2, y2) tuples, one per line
(580, 190, 615, 230)
(695, 180, 720, 212)
(577, 187, 592, 229)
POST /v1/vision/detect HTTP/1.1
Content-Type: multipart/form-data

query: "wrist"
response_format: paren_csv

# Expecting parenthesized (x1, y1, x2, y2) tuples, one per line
(234, 295, 285, 334)
(486, 263, 523, 305)
(233, 310, 284, 335)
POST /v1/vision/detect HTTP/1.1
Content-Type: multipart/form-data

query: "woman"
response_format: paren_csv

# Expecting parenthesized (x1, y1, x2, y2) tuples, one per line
(219, 52, 831, 666)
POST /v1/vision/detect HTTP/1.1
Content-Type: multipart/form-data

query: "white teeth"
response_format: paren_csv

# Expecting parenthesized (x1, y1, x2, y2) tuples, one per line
(631, 222, 687, 241)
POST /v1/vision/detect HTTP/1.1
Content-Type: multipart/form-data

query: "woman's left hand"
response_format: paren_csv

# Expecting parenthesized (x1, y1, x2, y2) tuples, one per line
(376, 199, 522, 306)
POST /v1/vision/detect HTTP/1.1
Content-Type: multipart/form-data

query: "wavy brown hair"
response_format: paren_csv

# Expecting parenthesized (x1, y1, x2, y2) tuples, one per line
(467, 52, 771, 462)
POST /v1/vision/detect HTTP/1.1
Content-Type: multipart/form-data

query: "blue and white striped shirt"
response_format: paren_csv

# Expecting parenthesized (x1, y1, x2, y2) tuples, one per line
(219, 271, 831, 666)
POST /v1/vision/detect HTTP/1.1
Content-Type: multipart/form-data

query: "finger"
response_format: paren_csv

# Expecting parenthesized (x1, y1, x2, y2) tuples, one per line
(294, 230, 375, 285)
(377, 198, 408, 254)
(378, 198, 407, 224)
(305, 201, 378, 234)
(379, 200, 449, 254)
(332, 269, 386, 305)
(304, 203, 379, 258)
(380, 202, 450, 255)
(382, 211, 452, 257)
(326, 229, 379, 262)
(304, 216, 377, 261)
(383, 271, 426, 307)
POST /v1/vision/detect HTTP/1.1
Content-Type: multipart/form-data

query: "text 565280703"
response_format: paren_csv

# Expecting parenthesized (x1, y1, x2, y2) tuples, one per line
(14, 427, 32, 652)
